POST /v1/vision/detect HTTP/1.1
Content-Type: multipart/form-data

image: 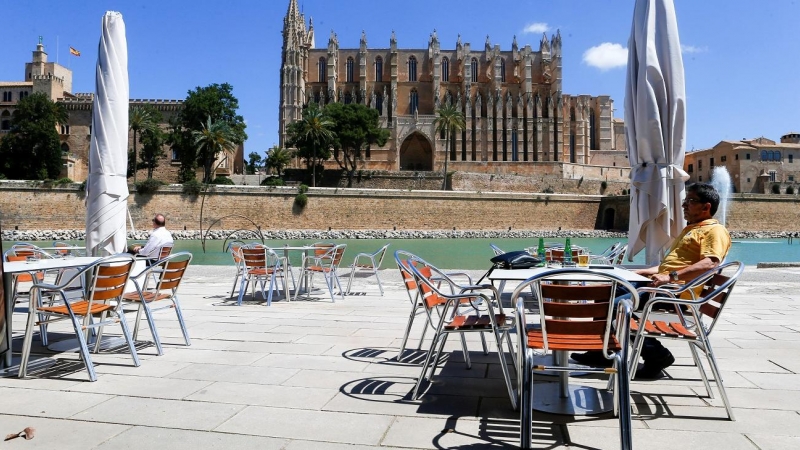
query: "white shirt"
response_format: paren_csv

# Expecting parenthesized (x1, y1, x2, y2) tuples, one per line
(138, 227, 174, 258)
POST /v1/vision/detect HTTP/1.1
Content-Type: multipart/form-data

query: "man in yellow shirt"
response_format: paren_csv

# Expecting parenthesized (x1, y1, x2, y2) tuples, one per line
(573, 183, 731, 378)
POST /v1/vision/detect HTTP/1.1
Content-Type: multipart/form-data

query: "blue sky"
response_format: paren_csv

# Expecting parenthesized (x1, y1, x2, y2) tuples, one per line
(2, 0, 799, 157)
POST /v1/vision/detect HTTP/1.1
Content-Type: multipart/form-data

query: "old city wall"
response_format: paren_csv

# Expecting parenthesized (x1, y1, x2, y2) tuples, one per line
(0, 184, 798, 233)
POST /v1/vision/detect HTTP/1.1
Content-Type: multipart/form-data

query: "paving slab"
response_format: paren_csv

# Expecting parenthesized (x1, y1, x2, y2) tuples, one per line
(0, 414, 130, 450)
(93, 426, 288, 450)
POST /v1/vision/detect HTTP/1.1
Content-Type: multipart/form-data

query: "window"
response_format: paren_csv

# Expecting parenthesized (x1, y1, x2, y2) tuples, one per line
(775, 151, 782, 161)
(0, 120, 9, 131)
(721, 155, 727, 162)
(471, 58, 478, 83)
(60, 143, 69, 154)
(790, 176, 795, 182)
(346, 57, 354, 83)
(735, 154, 739, 160)
(769, 170, 777, 182)
(746, 153, 750, 160)
(1, 92, 10, 102)
(699, 176, 703, 182)
(60, 124, 70, 135)
(410, 89, 419, 113)
(500, 59, 506, 82)
(790, 154, 794, 163)
(314, 91, 320, 104)
(698, 160, 702, 170)
(172, 149, 180, 161)
(687, 164, 693, 173)
(318, 57, 327, 82)
(512, 129, 519, 161)
(441, 57, 449, 82)
(747, 178, 751, 183)
(344, 92, 352, 104)
(375, 56, 383, 82)
(408, 56, 417, 82)
(710, 157, 714, 167)
(376, 94, 383, 114)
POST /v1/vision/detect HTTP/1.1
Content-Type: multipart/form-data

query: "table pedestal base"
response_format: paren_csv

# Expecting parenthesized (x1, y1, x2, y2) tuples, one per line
(532, 382, 614, 415)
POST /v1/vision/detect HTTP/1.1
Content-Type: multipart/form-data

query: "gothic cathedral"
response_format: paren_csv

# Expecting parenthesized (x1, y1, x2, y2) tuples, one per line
(278, 0, 627, 174)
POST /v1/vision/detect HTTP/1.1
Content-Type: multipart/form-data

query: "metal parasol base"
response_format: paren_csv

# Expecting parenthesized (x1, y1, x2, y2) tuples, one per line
(532, 382, 614, 415)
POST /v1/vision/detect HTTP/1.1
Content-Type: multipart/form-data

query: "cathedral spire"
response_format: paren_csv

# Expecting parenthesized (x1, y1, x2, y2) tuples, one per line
(286, 0, 300, 19)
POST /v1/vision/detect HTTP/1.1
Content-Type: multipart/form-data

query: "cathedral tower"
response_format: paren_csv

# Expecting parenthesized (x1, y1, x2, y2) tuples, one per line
(279, 0, 313, 148)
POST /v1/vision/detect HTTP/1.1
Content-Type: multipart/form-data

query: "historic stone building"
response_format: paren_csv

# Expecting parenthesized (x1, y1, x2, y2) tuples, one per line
(685, 133, 800, 194)
(279, 0, 628, 176)
(0, 41, 242, 182)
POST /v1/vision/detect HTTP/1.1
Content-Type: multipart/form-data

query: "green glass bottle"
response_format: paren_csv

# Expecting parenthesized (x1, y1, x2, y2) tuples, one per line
(564, 237, 573, 265)
(537, 237, 546, 260)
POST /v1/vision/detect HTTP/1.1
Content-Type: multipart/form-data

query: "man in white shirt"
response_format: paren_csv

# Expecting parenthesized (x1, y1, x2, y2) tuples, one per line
(130, 214, 173, 258)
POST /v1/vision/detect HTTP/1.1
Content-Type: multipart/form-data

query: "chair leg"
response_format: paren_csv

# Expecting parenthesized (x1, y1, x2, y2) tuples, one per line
(140, 302, 164, 356)
(413, 333, 443, 400)
(417, 320, 429, 350)
(172, 295, 191, 346)
(132, 302, 145, 341)
(628, 332, 647, 381)
(115, 309, 141, 368)
(228, 272, 241, 298)
(703, 342, 735, 420)
(93, 311, 108, 353)
(71, 314, 98, 381)
(374, 269, 385, 296)
(615, 352, 633, 450)
(266, 271, 277, 306)
(18, 309, 38, 378)
(519, 350, 533, 450)
(689, 342, 714, 399)
(480, 332, 489, 355)
(398, 305, 420, 361)
(237, 276, 248, 306)
(346, 265, 356, 295)
(493, 328, 518, 411)
(460, 333, 472, 369)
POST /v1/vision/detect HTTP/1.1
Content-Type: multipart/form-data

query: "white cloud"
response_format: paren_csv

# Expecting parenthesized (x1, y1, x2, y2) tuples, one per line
(681, 44, 708, 54)
(583, 43, 628, 71)
(522, 22, 550, 34)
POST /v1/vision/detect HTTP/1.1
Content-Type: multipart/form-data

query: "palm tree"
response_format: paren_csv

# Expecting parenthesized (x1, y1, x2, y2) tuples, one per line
(265, 145, 293, 176)
(192, 116, 237, 183)
(434, 104, 466, 190)
(129, 106, 157, 185)
(295, 104, 335, 187)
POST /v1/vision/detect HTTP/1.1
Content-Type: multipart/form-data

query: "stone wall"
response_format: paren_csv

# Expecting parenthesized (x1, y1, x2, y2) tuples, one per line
(0, 183, 797, 233)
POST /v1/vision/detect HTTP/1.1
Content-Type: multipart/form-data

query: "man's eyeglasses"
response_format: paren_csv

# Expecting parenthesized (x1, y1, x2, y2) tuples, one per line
(682, 198, 704, 205)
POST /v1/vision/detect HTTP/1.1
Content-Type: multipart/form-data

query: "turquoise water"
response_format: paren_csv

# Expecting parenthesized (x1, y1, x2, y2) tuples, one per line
(2, 238, 793, 269)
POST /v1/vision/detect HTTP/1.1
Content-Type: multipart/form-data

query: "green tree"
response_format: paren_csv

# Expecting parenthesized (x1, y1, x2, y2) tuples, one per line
(138, 127, 166, 179)
(128, 105, 160, 184)
(192, 116, 237, 183)
(434, 104, 466, 190)
(324, 102, 389, 187)
(265, 145, 293, 176)
(0, 92, 68, 180)
(172, 83, 247, 182)
(286, 104, 334, 187)
(246, 151, 263, 175)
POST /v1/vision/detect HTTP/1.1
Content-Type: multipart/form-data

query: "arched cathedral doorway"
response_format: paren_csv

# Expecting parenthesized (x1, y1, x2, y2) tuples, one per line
(399, 132, 433, 171)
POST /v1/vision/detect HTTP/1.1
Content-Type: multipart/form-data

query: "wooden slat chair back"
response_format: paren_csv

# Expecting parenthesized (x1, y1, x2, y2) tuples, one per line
(407, 255, 517, 410)
(547, 249, 581, 262)
(157, 244, 174, 260)
(226, 241, 246, 298)
(512, 269, 639, 449)
(121, 252, 193, 354)
(18, 254, 140, 381)
(628, 261, 744, 420)
(295, 244, 347, 302)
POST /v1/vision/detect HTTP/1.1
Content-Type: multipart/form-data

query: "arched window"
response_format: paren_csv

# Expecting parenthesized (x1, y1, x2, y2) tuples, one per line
(500, 59, 506, 83)
(441, 57, 449, 82)
(410, 89, 419, 113)
(346, 57, 354, 83)
(761, 150, 768, 161)
(344, 91, 352, 104)
(408, 56, 418, 82)
(774, 150, 782, 161)
(376, 94, 383, 114)
(60, 124, 70, 135)
(471, 58, 478, 83)
(1, 120, 10, 131)
(318, 57, 327, 82)
(375, 56, 383, 82)
(313, 91, 321, 104)
(60, 143, 70, 154)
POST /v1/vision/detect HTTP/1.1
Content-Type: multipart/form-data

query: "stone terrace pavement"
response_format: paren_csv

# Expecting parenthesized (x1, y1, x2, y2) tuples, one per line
(2, 264, 800, 449)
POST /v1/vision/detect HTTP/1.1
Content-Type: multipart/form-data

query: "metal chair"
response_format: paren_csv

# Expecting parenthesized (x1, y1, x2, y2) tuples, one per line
(630, 261, 744, 420)
(295, 243, 347, 302)
(407, 254, 518, 410)
(237, 244, 292, 306)
(18, 253, 140, 381)
(512, 269, 638, 450)
(226, 240, 247, 298)
(121, 252, 193, 355)
(394, 250, 486, 361)
(345, 243, 390, 296)
(489, 243, 506, 256)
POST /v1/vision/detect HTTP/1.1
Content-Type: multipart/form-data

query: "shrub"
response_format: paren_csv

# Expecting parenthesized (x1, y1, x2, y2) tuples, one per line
(787, 186, 795, 195)
(771, 184, 781, 194)
(261, 177, 285, 186)
(135, 178, 164, 195)
(294, 193, 308, 209)
(542, 186, 554, 194)
(600, 180, 608, 191)
(211, 176, 235, 185)
(55, 177, 73, 185)
(182, 179, 203, 196)
(298, 184, 309, 194)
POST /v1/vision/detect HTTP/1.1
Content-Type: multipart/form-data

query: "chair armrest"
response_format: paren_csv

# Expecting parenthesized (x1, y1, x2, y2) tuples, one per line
(443, 271, 473, 285)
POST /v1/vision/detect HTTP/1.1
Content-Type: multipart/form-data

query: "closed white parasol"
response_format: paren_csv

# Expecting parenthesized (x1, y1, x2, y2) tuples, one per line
(625, 0, 689, 265)
(85, 11, 129, 257)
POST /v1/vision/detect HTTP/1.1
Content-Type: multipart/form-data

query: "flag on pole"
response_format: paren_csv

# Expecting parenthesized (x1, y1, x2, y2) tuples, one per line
(69, 46, 81, 57)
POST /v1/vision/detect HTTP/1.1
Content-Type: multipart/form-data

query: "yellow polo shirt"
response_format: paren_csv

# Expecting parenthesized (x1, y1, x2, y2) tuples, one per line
(658, 219, 731, 274)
